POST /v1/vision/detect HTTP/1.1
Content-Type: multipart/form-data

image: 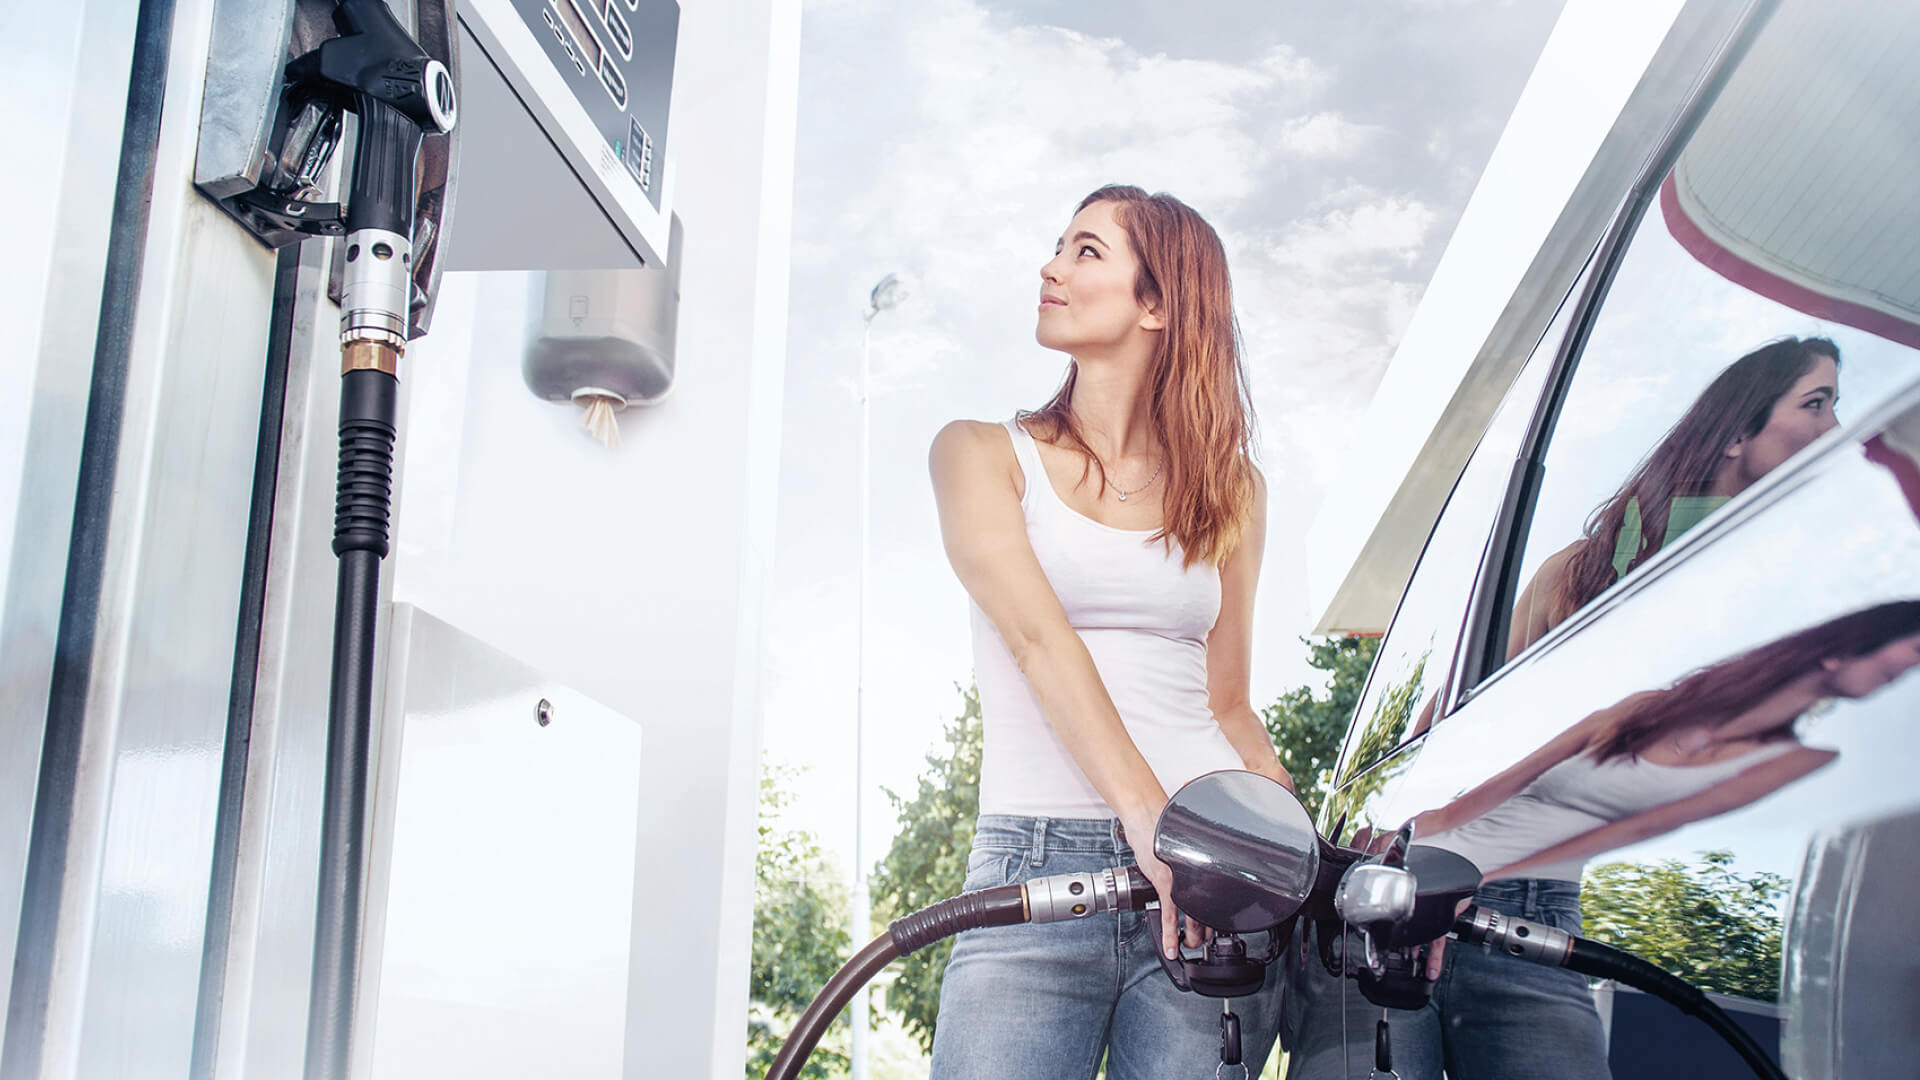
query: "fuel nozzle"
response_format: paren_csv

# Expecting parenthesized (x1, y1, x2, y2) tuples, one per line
(285, 0, 457, 352)
(1318, 827, 1482, 1010)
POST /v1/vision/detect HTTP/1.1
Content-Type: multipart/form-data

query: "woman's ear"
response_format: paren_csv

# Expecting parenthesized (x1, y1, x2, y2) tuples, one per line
(1723, 434, 1747, 461)
(1820, 656, 1843, 673)
(1138, 305, 1166, 332)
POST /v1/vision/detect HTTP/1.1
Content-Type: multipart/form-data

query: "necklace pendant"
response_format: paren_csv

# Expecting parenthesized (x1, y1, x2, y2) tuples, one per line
(1117, 491, 1128, 501)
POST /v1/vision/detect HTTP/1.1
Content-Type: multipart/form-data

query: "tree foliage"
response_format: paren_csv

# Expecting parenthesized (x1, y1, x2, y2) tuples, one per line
(1260, 636, 1381, 821)
(748, 763, 853, 1078)
(868, 683, 984, 1055)
(1581, 850, 1789, 1001)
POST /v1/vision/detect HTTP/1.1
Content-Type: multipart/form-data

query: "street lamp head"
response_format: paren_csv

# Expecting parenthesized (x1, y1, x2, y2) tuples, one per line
(865, 272, 910, 321)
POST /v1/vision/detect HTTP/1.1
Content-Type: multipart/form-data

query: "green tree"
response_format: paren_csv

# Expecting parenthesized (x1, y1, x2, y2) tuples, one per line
(1581, 850, 1789, 1001)
(869, 682, 984, 1055)
(748, 763, 853, 1079)
(1261, 636, 1381, 821)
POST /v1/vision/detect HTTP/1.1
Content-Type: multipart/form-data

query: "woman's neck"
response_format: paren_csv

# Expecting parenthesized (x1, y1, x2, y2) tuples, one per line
(1066, 353, 1158, 463)
(1685, 671, 1827, 747)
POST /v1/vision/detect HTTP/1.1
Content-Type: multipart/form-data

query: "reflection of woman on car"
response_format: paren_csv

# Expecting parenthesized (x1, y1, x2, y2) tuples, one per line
(1286, 602, 1920, 1080)
(1421, 600, 1920, 882)
(1509, 337, 1841, 659)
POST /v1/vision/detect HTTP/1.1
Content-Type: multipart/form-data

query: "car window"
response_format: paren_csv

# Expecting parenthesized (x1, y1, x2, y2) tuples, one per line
(1329, 267, 1585, 792)
(1489, 0, 1920, 676)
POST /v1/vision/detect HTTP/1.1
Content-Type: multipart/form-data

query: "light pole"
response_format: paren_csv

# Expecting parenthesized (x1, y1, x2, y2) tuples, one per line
(853, 272, 907, 1080)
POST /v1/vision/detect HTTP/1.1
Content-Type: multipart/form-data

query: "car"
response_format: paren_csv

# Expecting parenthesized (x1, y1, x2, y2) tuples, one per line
(1294, 0, 1920, 1075)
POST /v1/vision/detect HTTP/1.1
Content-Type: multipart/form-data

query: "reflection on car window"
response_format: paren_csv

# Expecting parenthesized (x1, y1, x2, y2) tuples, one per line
(1329, 283, 1578, 791)
(1491, 0, 1920, 674)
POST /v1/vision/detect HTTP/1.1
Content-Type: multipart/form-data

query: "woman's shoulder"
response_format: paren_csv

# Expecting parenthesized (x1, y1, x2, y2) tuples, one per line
(1537, 537, 1588, 578)
(929, 419, 1021, 485)
(931, 418, 1016, 456)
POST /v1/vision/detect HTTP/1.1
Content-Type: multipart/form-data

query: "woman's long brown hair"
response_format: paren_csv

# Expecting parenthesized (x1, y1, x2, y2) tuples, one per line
(1019, 185, 1257, 568)
(1551, 337, 1840, 621)
(1590, 600, 1920, 762)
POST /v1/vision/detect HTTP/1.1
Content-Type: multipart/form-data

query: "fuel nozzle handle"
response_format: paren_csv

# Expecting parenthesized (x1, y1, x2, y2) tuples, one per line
(286, 0, 457, 345)
(287, 0, 457, 144)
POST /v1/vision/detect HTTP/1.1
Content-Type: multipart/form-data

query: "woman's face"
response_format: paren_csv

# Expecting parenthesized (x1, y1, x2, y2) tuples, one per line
(1824, 631, 1920, 699)
(1035, 200, 1162, 355)
(1727, 354, 1841, 487)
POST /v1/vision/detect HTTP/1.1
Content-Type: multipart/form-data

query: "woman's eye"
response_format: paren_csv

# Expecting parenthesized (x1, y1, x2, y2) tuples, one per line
(1081, 246, 1100, 258)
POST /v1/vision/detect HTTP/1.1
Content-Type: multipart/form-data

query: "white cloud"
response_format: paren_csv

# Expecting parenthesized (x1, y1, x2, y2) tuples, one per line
(1258, 43, 1334, 91)
(1276, 111, 1381, 157)
(1273, 196, 1439, 273)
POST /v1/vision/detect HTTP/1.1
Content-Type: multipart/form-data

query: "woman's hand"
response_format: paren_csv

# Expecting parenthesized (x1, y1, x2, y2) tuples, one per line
(1251, 759, 1295, 793)
(1122, 810, 1207, 959)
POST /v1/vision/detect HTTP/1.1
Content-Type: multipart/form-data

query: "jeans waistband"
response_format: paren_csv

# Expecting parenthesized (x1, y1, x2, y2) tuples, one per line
(1473, 877, 1581, 910)
(972, 814, 1131, 864)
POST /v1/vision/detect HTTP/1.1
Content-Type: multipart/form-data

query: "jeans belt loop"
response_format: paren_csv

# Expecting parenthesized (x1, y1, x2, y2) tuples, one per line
(1031, 817, 1049, 866)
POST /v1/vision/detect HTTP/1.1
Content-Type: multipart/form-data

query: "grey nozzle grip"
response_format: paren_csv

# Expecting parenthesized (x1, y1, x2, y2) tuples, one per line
(1026, 866, 1155, 924)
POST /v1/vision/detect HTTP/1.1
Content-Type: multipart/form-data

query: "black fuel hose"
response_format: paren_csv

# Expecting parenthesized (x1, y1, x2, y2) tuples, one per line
(764, 932, 898, 1080)
(765, 868, 1154, 1080)
(1454, 907, 1785, 1080)
(306, 368, 397, 1080)
(1565, 936, 1785, 1080)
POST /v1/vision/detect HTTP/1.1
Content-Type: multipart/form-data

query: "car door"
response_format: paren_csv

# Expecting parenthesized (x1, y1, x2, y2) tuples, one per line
(1320, 0, 1920, 1071)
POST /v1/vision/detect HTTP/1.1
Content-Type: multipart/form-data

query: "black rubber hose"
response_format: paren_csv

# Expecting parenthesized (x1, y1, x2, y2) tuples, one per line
(890, 883, 1027, 956)
(306, 368, 397, 1080)
(1565, 936, 1786, 1080)
(765, 882, 1032, 1079)
(763, 933, 899, 1080)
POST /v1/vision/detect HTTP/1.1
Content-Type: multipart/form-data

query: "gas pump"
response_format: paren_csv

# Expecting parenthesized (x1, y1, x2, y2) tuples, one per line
(183, 3, 685, 1076)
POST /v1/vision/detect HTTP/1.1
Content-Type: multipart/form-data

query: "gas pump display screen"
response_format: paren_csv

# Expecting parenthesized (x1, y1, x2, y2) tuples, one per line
(513, 0, 677, 209)
(553, 0, 602, 72)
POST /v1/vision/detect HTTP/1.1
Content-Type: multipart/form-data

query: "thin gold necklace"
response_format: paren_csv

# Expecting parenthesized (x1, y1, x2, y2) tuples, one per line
(1109, 456, 1162, 502)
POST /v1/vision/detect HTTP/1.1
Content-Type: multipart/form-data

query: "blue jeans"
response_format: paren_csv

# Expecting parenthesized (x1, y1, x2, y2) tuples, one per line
(929, 815, 1286, 1079)
(1282, 879, 1610, 1080)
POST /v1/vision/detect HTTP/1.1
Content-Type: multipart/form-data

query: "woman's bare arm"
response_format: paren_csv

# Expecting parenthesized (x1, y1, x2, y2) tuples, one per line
(1408, 693, 1656, 839)
(929, 420, 1187, 954)
(1506, 542, 1582, 661)
(1206, 467, 1292, 789)
(1488, 746, 1837, 880)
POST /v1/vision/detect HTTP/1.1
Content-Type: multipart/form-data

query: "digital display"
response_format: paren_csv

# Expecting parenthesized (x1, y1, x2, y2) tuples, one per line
(553, 0, 602, 73)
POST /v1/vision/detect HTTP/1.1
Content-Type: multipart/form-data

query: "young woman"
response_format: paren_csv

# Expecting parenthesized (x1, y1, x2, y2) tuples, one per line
(1509, 336, 1842, 658)
(1286, 600, 1920, 1080)
(925, 185, 1292, 1079)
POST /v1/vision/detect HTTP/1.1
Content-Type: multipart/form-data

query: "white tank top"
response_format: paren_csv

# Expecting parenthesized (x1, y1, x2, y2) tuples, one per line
(1419, 739, 1802, 882)
(972, 419, 1241, 818)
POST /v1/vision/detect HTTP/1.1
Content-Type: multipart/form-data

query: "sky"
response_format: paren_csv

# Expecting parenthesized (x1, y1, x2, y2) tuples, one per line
(761, 0, 1571, 870)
